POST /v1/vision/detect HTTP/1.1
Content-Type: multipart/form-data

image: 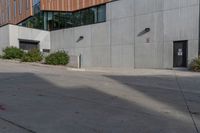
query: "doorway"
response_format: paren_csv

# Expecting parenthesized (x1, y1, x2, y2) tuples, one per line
(173, 41, 188, 67)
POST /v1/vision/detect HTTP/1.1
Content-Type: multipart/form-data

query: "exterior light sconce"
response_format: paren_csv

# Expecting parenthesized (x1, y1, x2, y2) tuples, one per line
(76, 36, 84, 42)
(138, 28, 151, 36)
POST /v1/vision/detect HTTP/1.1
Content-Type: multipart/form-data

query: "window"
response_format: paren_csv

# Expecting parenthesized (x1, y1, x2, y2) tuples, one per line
(97, 5, 106, 22)
(91, 8, 98, 23)
(73, 4, 106, 27)
(82, 8, 96, 25)
(19, 4, 106, 31)
(73, 11, 82, 26)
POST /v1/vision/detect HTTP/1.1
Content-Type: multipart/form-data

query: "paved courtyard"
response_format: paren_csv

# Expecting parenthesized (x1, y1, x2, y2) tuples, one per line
(0, 60, 199, 133)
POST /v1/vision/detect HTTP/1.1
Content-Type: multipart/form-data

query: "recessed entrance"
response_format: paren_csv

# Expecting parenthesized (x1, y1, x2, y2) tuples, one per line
(19, 39, 40, 51)
(173, 41, 188, 67)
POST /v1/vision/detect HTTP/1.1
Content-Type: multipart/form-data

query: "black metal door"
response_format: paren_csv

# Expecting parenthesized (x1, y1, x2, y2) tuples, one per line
(173, 41, 187, 67)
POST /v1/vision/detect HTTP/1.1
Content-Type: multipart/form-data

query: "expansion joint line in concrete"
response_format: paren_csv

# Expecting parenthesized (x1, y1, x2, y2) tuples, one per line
(0, 116, 37, 133)
(174, 71, 199, 133)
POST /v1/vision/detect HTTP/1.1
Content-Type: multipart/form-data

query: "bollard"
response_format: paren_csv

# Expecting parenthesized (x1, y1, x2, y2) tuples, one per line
(78, 54, 81, 69)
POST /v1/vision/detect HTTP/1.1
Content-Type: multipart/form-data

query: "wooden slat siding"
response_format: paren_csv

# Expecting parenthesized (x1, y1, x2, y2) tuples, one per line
(67, 0, 70, 11)
(40, 0, 68, 11)
(0, 0, 33, 26)
(13, 0, 33, 24)
(0, 0, 8, 25)
(0, 1, 3, 25)
(40, 0, 110, 11)
(71, 0, 110, 11)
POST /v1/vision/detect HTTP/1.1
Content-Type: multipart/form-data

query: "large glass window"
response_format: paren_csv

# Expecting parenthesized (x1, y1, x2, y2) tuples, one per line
(97, 5, 106, 22)
(20, 11, 44, 29)
(73, 11, 82, 26)
(72, 4, 106, 27)
(82, 8, 96, 25)
(19, 4, 106, 31)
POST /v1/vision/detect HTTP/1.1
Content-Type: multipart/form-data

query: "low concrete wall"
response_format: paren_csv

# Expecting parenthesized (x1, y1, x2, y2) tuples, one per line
(0, 26, 10, 54)
(9, 25, 51, 51)
(50, 23, 112, 68)
(0, 25, 51, 54)
(0, 0, 199, 69)
(50, 0, 199, 69)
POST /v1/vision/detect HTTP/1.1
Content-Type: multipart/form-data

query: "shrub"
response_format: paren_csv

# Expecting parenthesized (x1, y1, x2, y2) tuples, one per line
(190, 57, 200, 72)
(2, 47, 24, 59)
(21, 49, 43, 62)
(45, 51, 69, 65)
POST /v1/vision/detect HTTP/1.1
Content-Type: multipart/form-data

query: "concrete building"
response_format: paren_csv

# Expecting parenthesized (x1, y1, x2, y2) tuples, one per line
(0, 0, 199, 69)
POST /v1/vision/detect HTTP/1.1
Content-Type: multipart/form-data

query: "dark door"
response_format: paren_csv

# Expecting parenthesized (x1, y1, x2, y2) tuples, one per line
(173, 41, 187, 67)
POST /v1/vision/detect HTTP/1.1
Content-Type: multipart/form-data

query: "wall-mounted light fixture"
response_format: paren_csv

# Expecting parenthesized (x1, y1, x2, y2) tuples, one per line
(137, 28, 151, 36)
(76, 36, 84, 42)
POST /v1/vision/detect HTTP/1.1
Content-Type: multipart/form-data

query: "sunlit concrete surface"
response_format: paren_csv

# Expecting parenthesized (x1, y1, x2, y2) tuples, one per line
(0, 60, 199, 133)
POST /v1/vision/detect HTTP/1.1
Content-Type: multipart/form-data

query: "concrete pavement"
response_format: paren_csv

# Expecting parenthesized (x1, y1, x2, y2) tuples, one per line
(0, 60, 199, 133)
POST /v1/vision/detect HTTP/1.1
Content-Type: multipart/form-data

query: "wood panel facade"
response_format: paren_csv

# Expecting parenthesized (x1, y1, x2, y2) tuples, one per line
(0, 0, 110, 26)
(0, 0, 33, 26)
(40, 0, 110, 11)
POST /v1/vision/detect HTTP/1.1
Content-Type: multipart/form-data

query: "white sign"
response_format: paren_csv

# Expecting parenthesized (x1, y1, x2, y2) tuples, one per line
(178, 49, 183, 56)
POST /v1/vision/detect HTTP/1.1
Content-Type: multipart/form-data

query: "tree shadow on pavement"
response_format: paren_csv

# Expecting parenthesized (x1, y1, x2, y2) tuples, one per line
(104, 74, 200, 133)
(0, 72, 199, 133)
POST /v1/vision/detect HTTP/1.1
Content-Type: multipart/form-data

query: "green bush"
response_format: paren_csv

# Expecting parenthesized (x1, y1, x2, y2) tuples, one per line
(2, 47, 24, 59)
(190, 57, 200, 72)
(45, 51, 69, 65)
(21, 49, 43, 62)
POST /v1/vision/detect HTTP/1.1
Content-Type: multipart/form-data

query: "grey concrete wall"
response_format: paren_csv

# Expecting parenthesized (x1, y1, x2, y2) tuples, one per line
(0, 0, 197, 69)
(0, 0, 196, 69)
(51, 22, 111, 68)
(0, 25, 10, 54)
(9, 25, 51, 51)
(51, 0, 135, 68)
(0, 25, 51, 55)
(134, 0, 199, 68)
(163, 1, 199, 68)
(108, 0, 135, 68)
(50, 0, 199, 69)
(51, 0, 199, 69)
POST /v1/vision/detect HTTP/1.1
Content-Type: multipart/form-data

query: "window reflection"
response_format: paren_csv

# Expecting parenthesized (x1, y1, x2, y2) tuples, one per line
(19, 4, 106, 31)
